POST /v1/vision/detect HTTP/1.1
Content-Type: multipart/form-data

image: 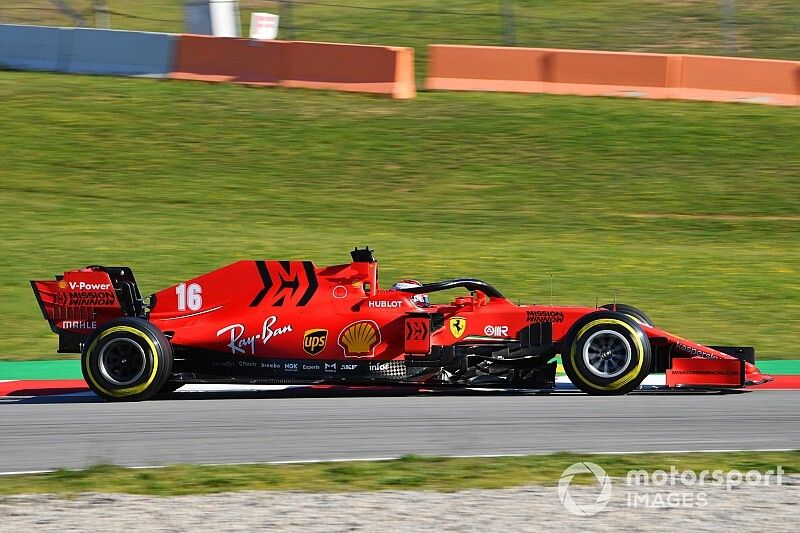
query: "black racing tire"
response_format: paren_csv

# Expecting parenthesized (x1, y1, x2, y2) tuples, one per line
(600, 303, 654, 327)
(81, 317, 173, 402)
(562, 311, 652, 396)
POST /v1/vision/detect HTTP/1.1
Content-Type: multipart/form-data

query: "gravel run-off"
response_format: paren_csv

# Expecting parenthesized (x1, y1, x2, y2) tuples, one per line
(1, 476, 798, 532)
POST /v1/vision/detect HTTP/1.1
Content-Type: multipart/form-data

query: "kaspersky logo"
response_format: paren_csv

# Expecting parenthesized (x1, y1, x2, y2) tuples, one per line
(448, 317, 466, 339)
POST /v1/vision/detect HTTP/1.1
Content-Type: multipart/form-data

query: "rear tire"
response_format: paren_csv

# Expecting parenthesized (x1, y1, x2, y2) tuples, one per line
(562, 311, 651, 395)
(82, 317, 173, 402)
(600, 303, 654, 327)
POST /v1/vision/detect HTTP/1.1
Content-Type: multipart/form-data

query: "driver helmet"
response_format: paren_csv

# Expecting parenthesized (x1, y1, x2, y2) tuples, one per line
(390, 279, 429, 307)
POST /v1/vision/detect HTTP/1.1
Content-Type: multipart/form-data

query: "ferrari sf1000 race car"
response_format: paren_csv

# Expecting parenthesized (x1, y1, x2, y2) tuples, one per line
(31, 247, 772, 401)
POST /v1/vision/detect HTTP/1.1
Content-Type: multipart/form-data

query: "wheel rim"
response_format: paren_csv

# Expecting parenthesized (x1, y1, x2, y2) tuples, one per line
(98, 338, 147, 386)
(582, 329, 632, 378)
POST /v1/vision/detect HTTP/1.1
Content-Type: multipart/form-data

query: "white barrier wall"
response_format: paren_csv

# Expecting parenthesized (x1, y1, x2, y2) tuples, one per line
(0, 24, 175, 78)
(68, 29, 176, 77)
(0, 24, 69, 72)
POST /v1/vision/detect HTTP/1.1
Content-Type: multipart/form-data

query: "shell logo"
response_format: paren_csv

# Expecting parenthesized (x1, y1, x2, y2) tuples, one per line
(338, 320, 381, 358)
(57, 280, 68, 290)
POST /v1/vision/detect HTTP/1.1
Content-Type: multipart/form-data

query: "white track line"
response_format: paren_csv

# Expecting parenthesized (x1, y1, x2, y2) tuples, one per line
(0, 448, 795, 477)
(177, 384, 300, 392)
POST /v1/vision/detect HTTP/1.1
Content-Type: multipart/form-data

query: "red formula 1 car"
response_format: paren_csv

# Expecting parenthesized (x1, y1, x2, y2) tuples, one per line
(31, 247, 772, 401)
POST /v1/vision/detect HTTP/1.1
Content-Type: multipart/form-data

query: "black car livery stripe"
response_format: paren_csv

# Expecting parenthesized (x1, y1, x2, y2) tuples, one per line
(298, 261, 318, 306)
(249, 261, 273, 307)
(250, 261, 318, 307)
(405, 319, 429, 341)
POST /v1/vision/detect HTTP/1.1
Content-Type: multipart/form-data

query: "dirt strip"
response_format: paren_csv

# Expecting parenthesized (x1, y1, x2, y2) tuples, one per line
(1, 476, 797, 532)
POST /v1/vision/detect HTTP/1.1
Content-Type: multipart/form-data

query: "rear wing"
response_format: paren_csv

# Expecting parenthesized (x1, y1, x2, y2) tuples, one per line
(30, 266, 145, 353)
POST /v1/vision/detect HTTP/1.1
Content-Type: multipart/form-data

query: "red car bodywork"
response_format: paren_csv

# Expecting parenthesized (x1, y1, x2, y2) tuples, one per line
(31, 248, 771, 392)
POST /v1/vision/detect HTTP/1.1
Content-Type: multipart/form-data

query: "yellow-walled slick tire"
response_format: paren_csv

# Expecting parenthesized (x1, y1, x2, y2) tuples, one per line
(600, 303, 654, 327)
(563, 311, 652, 396)
(81, 317, 173, 402)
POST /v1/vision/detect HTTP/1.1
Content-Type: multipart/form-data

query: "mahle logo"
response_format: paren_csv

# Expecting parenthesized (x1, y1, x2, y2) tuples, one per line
(558, 462, 612, 516)
(303, 329, 327, 356)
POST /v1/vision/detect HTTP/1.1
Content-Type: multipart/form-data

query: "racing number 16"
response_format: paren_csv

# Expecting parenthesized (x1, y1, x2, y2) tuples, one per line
(176, 282, 202, 311)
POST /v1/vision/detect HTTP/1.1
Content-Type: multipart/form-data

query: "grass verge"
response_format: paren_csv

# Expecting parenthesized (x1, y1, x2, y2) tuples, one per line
(0, 451, 797, 496)
(1, 72, 798, 360)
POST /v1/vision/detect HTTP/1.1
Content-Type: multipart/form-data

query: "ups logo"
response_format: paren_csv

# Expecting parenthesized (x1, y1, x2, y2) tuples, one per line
(303, 329, 328, 356)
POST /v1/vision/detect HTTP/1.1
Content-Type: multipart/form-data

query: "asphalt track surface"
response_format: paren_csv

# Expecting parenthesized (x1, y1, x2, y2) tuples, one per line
(1, 387, 799, 473)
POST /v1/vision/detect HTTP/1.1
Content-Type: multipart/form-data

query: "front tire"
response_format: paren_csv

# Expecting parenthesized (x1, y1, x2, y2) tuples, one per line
(562, 311, 651, 395)
(599, 303, 654, 327)
(82, 317, 173, 402)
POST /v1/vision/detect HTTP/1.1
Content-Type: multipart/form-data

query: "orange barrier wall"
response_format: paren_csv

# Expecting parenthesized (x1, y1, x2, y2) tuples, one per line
(426, 44, 800, 106)
(425, 45, 548, 93)
(171, 35, 286, 85)
(171, 35, 415, 99)
(676, 55, 799, 106)
(283, 42, 415, 98)
(546, 50, 671, 98)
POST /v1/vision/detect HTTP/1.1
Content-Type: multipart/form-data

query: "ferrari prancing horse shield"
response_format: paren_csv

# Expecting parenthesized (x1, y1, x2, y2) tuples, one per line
(449, 317, 467, 339)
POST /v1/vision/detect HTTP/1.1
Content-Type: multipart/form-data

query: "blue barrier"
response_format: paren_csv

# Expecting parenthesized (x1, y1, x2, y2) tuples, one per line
(67, 28, 176, 77)
(0, 24, 71, 72)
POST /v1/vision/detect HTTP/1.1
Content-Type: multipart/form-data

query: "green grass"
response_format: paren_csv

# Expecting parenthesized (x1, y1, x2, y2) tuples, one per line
(0, 452, 796, 495)
(1, 71, 799, 360)
(2, 1, 799, 63)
